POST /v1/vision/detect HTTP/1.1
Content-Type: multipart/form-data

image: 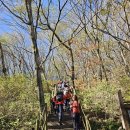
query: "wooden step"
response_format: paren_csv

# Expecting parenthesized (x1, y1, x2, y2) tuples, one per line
(47, 112, 73, 130)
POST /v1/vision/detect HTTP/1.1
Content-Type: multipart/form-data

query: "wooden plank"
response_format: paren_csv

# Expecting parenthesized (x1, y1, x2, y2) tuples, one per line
(45, 103, 47, 130)
(124, 101, 130, 104)
(118, 90, 130, 130)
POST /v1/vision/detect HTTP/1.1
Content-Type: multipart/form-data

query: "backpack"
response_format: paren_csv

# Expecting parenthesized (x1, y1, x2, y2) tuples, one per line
(56, 92, 63, 102)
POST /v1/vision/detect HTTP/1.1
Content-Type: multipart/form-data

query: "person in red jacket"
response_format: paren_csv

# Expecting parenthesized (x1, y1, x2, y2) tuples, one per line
(70, 95, 80, 130)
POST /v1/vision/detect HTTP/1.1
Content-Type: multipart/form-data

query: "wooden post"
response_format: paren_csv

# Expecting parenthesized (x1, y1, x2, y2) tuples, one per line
(35, 119, 39, 130)
(45, 103, 48, 130)
(118, 90, 130, 130)
(50, 92, 52, 114)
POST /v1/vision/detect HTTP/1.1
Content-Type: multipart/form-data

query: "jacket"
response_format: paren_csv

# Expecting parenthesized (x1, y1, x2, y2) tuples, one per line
(71, 100, 80, 113)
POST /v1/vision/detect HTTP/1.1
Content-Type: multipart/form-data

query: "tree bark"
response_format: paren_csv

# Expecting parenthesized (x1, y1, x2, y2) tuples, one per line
(53, 56, 61, 79)
(68, 42, 75, 88)
(96, 39, 108, 82)
(119, 43, 130, 77)
(0, 42, 7, 76)
(25, 0, 45, 111)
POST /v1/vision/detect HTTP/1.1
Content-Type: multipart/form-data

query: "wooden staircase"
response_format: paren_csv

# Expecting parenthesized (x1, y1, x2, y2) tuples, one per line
(47, 111, 73, 130)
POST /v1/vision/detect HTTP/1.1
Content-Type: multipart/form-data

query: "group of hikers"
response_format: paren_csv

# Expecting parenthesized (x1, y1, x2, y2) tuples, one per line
(50, 81, 81, 130)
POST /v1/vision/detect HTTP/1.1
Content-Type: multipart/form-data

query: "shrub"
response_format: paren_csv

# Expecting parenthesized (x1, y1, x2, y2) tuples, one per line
(0, 75, 39, 129)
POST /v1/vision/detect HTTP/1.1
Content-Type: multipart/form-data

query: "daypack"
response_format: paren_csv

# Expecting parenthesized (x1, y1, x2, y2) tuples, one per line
(56, 92, 63, 102)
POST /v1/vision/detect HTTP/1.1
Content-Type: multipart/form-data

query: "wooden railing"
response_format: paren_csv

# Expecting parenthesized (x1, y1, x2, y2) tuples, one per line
(80, 103, 91, 130)
(37, 103, 48, 130)
(118, 90, 130, 130)
(33, 103, 48, 130)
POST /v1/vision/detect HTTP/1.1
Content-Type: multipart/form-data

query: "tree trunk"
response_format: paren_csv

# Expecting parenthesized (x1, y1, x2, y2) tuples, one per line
(69, 43, 75, 88)
(53, 56, 61, 79)
(0, 42, 7, 76)
(25, 0, 45, 111)
(119, 43, 130, 77)
(96, 41, 108, 82)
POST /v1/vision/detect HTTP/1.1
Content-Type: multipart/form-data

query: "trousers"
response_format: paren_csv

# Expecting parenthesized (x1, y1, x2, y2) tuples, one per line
(72, 113, 80, 130)
(57, 104, 63, 122)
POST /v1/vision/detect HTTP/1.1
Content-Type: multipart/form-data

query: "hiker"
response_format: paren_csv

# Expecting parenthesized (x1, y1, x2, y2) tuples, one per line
(55, 91, 65, 125)
(70, 95, 81, 130)
(51, 95, 57, 114)
(57, 81, 63, 92)
(63, 84, 69, 94)
(66, 81, 70, 86)
(61, 81, 65, 89)
(64, 90, 72, 111)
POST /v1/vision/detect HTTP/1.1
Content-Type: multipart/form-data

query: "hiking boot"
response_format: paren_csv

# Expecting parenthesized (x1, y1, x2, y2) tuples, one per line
(58, 121, 63, 125)
(60, 122, 63, 125)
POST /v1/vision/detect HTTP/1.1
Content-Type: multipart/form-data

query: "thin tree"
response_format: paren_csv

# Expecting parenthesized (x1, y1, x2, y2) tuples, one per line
(0, 42, 7, 76)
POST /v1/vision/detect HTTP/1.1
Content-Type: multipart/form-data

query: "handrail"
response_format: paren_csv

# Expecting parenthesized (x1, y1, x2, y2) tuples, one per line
(41, 103, 48, 130)
(34, 103, 48, 130)
(80, 105, 91, 130)
(118, 90, 130, 130)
